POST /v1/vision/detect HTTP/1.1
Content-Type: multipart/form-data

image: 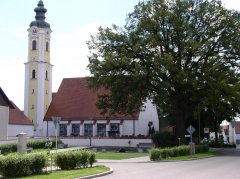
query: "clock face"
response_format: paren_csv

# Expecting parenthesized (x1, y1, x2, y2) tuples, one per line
(32, 28, 38, 34)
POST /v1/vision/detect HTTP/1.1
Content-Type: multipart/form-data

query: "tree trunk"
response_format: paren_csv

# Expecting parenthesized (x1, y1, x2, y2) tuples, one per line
(175, 110, 186, 144)
(214, 122, 219, 142)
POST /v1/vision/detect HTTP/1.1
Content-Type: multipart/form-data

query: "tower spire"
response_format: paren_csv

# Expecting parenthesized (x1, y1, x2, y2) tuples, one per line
(30, 0, 50, 28)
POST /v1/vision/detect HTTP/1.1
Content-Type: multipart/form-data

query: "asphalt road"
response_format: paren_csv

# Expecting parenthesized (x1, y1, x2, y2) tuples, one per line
(97, 148, 240, 179)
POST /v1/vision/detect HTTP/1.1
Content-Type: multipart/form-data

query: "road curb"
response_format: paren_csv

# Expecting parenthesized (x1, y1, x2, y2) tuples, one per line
(78, 167, 114, 179)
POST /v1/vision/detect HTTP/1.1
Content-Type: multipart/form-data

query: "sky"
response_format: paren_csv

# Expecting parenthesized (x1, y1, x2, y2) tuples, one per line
(0, 0, 239, 110)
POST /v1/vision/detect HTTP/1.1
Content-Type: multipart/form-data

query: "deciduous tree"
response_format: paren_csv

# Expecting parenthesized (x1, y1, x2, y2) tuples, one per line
(87, 0, 240, 139)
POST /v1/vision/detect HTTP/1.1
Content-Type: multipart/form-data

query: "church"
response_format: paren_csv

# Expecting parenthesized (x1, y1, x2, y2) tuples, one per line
(1, 0, 159, 141)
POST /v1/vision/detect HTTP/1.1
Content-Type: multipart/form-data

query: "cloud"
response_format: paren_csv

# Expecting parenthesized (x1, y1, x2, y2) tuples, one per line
(51, 22, 110, 92)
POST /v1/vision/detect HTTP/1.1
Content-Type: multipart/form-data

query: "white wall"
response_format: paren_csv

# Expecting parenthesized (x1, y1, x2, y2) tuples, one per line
(61, 138, 152, 147)
(43, 100, 159, 137)
(0, 106, 9, 140)
(8, 125, 34, 137)
(229, 124, 236, 144)
(136, 100, 159, 136)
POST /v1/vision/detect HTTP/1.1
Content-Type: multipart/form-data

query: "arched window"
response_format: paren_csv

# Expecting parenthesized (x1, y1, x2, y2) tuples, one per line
(32, 40, 37, 50)
(32, 69, 36, 79)
(46, 42, 49, 51)
(45, 70, 48, 80)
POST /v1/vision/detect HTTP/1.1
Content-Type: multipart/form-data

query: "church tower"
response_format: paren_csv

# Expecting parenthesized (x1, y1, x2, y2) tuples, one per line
(24, 0, 52, 136)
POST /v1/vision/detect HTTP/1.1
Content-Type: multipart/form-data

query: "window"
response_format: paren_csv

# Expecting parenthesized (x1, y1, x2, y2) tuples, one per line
(97, 124, 106, 136)
(32, 89, 35, 94)
(109, 123, 120, 137)
(72, 124, 80, 136)
(32, 69, 36, 79)
(31, 104, 34, 109)
(46, 42, 49, 51)
(84, 124, 93, 136)
(45, 71, 48, 80)
(32, 40, 37, 50)
(46, 90, 48, 94)
(59, 124, 67, 136)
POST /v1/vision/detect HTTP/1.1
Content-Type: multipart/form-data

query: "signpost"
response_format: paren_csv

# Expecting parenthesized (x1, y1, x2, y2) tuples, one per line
(52, 116, 61, 153)
(186, 125, 196, 155)
(204, 128, 209, 133)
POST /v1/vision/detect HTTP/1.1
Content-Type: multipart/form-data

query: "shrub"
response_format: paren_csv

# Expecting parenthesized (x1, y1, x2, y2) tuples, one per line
(54, 150, 95, 170)
(195, 144, 209, 153)
(0, 143, 17, 155)
(0, 153, 47, 178)
(150, 145, 190, 160)
(151, 131, 177, 148)
(150, 148, 161, 161)
(29, 153, 47, 174)
(88, 151, 96, 167)
(78, 150, 90, 168)
(27, 139, 63, 149)
(177, 145, 190, 156)
(159, 148, 168, 158)
(54, 151, 78, 170)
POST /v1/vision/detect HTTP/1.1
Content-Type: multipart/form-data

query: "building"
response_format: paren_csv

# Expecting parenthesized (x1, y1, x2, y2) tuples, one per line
(229, 121, 240, 145)
(0, 87, 33, 140)
(0, 87, 13, 140)
(21, 1, 159, 140)
(43, 78, 159, 138)
(24, 0, 53, 136)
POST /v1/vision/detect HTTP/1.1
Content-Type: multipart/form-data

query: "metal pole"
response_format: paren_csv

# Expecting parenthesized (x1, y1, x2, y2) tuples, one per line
(56, 125, 57, 153)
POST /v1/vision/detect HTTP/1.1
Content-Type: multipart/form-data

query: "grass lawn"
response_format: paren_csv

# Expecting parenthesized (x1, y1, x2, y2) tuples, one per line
(96, 152, 149, 160)
(161, 152, 219, 161)
(18, 166, 110, 179)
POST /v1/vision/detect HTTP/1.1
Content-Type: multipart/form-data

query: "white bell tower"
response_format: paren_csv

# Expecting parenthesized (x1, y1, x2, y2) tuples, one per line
(24, 0, 52, 136)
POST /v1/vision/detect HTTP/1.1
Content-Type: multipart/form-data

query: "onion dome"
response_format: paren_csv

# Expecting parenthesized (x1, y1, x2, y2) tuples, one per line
(30, 0, 50, 28)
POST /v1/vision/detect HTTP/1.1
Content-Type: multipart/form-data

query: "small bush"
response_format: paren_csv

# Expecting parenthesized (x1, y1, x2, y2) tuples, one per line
(150, 148, 161, 161)
(88, 151, 96, 167)
(0, 153, 47, 178)
(29, 153, 47, 174)
(54, 151, 77, 170)
(78, 150, 90, 168)
(177, 145, 190, 156)
(27, 139, 63, 149)
(54, 150, 96, 170)
(150, 145, 190, 160)
(0, 143, 17, 155)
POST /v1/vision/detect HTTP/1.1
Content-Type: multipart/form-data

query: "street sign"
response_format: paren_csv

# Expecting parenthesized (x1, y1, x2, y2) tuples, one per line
(186, 125, 196, 134)
(204, 128, 209, 133)
(185, 135, 190, 137)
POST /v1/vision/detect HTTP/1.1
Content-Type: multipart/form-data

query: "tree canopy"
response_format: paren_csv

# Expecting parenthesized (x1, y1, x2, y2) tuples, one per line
(87, 0, 240, 139)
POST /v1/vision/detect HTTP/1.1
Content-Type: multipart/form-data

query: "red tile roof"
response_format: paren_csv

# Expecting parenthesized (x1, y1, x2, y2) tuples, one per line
(44, 77, 139, 121)
(0, 87, 14, 108)
(9, 101, 33, 125)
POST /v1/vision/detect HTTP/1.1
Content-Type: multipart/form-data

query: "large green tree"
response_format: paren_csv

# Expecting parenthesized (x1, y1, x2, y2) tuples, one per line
(87, 0, 240, 139)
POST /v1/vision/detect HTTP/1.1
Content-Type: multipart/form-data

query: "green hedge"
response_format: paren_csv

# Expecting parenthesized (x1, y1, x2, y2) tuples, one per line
(54, 150, 96, 170)
(0, 153, 47, 178)
(0, 139, 63, 155)
(150, 144, 209, 161)
(27, 139, 63, 149)
(0, 143, 17, 155)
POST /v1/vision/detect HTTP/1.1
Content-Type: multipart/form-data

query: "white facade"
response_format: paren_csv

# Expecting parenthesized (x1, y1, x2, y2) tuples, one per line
(0, 106, 9, 140)
(8, 125, 34, 137)
(62, 138, 152, 147)
(43, 100, 159, 137)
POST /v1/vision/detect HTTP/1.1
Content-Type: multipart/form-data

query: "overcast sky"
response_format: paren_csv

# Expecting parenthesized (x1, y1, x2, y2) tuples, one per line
(0, 0, 239, 110)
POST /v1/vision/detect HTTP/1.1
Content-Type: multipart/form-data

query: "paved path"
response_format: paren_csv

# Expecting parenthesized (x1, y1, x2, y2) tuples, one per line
(96, 148, 240, 179)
